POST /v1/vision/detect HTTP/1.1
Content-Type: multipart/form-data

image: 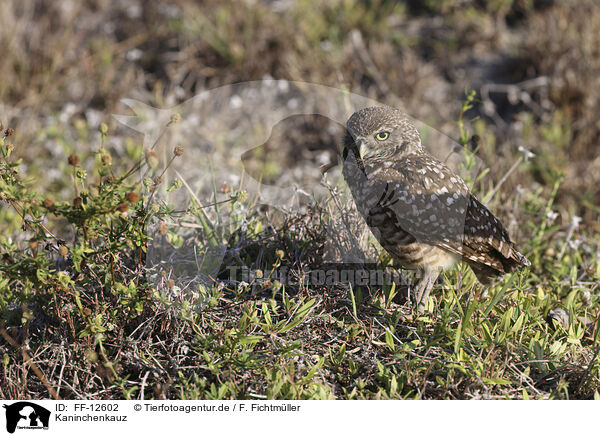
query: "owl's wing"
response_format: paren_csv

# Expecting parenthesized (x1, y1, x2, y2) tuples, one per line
(363, 155, 528, 275)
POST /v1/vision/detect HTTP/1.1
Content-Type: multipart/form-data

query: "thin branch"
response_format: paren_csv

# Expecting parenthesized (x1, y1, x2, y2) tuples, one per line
(0, 324, 62, 400)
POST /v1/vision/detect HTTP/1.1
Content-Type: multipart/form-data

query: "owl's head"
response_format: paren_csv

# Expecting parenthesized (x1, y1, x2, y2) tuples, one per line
(343, 106, 423, 162)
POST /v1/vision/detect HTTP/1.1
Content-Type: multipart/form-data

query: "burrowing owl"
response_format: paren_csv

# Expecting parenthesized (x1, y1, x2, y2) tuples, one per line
(342, 106, 529, 313)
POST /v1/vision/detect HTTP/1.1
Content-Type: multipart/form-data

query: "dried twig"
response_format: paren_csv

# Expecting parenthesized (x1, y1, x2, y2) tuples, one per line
(0, 324, 62, 400)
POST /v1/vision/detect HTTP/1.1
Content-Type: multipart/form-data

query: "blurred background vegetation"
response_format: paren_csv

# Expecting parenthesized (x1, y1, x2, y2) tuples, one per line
(2, 0, 599, 223)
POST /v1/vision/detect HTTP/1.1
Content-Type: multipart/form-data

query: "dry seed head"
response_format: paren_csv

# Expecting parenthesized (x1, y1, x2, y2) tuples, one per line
(117, 202, 129, 213)
(219, 183, 231, 193)
(174, 146, 184, 156)
(125, 191, 140, 203)
(101, 153, 112, 166)
(166, 279, 175, 289)
(170, 113, 181, 124)
(153, 176, 163, 185)
(236, 190, 248, 203)
(170, 178, 182, 190)
(58, 245, 69, 257)
(68, 154, 80, 166)
(43, 198, 55, 209)
(159, 222, 169, 235)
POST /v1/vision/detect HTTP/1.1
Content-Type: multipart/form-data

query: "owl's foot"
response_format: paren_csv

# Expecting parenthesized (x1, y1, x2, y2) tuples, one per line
(412, 268, 441, 315)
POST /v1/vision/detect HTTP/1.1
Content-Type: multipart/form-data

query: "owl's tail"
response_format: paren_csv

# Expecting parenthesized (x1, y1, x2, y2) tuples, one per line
(468, 247, 530, 285)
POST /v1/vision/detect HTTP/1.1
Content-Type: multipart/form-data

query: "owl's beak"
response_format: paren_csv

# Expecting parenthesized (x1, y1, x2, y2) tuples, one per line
(358, 141, 368, 160)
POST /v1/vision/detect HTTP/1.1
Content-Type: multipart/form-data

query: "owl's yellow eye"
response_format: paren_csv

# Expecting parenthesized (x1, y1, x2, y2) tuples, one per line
(375, 131, 390, 141)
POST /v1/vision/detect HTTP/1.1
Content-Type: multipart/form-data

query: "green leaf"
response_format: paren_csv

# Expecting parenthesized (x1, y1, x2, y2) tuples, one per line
(481, 322, 493, 344)
(565, 289, 578, 312)
(483, 275, 515, 316)
(549, 341, 566, 357)
(348, 284, 358, 317)
(238, 335, 263, 345)
(463, 295, 477, 332)
(446, 363, 468, 375)
(510, 312, 526, 333)
(277, 298, 317, 333)
(454, 321, 463, 354)
(385, 329, 395, 351)
(295, 298, 317, 319)
(262, 302, 272, 328)
(337, 343, 346, 362)
(500, 307, 514, 331)
(482, 377, 512, 386)
(304, 357, 325, 382)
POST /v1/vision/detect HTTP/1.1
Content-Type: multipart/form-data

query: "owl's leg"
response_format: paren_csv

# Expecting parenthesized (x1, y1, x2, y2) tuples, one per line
(414, 268, 441, 314)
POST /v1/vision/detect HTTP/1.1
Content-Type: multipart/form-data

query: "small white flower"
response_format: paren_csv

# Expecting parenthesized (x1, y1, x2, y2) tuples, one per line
(518, 146, 535, 161)
(546, 210, 559, 223)
(229, 95, 243, 109)
(126, 49, 143, 62)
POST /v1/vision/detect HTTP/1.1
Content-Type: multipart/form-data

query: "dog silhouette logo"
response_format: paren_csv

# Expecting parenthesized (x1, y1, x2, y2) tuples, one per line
(3, 402, 50, 433)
